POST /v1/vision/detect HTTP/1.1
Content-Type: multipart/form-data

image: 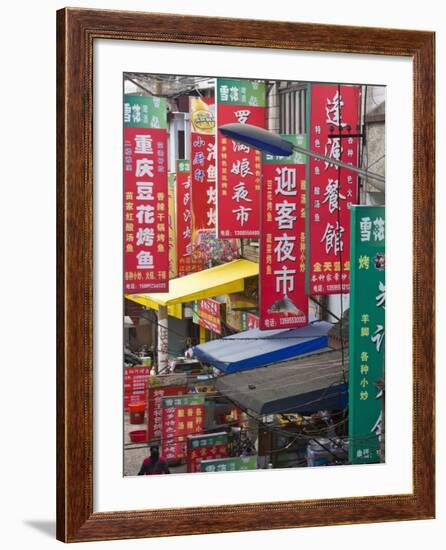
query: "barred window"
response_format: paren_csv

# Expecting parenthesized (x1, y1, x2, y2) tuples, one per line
(279, 84, 307, 135)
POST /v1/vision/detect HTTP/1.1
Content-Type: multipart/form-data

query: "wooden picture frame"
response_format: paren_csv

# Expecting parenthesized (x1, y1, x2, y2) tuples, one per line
(56, 7, 435, 542)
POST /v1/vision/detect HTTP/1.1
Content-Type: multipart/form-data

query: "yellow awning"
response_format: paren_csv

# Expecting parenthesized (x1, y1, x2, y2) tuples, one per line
(125, 259, 258, 318)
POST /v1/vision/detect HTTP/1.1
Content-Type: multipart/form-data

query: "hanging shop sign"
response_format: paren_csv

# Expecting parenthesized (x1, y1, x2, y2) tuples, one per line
(193, 298, 222, 334)
(306, 84, 361, 295)
(124, 95, 168, 129)
(260, 135, 308, 330)
(178, 255, 206, 278)
(190, 97, 217, 235)
(246, 312, 260, 329)
(168, 173, 177, 279)
(175, 160, 199, 277)
(348, 205, 385, 464)
(147, 374, 188, 442)
(123, 95, 169, 293)
(200, 455, 257, 472)
(216, 78, 266, 238)
(187, 432, 229, 473)
(161, 394, 205, 461)
(241, 312, 260, 331)
(123, 366, 151, 411)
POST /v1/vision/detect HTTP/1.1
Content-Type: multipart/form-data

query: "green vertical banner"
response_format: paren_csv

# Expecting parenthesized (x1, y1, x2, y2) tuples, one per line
(349, 205, 385, 464)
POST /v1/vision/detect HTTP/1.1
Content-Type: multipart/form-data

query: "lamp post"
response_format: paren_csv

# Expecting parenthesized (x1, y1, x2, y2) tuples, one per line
(219, 123, 385, 191)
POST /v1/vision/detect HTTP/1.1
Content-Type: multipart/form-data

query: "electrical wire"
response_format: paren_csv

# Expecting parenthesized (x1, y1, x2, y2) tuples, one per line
(126, 311, 337, 342)
(335, 83, 346, 385)
(124, 351, 347, 398)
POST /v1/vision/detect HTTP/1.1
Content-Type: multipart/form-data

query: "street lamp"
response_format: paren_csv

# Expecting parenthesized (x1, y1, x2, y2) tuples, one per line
(219, 123, 385, 191)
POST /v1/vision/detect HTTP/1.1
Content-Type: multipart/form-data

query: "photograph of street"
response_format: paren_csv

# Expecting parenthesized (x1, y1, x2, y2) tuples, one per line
(122, 74, 385, 476)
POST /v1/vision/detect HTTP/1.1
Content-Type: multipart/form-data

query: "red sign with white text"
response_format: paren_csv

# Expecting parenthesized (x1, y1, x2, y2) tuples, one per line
(161, 395, 205, 461)
(124, 127, 169, 293)
(124, 366, 150, 411)
(176, 160, 193, 270)
(216, 104, 265, 238)
(147, 384, 186, 443)
(307, 84, 360, 295)
(260, 159, 308, 330)
(186, 433, 229, 473)
(246, 313, 260, 330)
(190, 97, 217, 235)
(178, 256, 206, 277)
(197, 298, 222, 334)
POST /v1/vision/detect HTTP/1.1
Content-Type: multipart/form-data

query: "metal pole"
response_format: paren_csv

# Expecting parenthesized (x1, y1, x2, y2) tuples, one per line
(157, 305, 169, 374)
(291, 144, 385, 189)
(218, 124, 385, 189)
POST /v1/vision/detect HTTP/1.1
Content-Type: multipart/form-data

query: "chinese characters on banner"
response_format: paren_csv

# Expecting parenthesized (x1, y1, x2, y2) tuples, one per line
(124, 95, 169, 293)
(147, 378, 187, 442)
(348, 206, 385, 464)
(124, 94, 167, 129)
(123, 366, 150, 411)
(175, 160, 199, 276)
(216, 79, 266, 238)
(190, 97, 217, 235)
(168, 173, 177, 279)
(260, 136, 308, 330)
(187, 432, 229, 473)
(246, 313, 260, 330)
(194, 298, 222, 334)
(161, 395, 205, 461)
(306, 84, 361, 295)
(200, 455, 257, 473)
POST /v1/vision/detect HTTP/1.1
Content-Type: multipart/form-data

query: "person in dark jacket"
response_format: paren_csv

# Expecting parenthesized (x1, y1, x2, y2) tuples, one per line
(138, 446, 170, 475)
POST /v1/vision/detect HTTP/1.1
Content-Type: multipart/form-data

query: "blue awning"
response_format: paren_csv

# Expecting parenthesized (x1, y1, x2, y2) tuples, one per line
(193, 321, 333, 373)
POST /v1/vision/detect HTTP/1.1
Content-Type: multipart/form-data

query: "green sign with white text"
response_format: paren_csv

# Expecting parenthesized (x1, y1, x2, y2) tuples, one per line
(188, 432, 229, 449)
(177, 159, 191, 173)
(124, 95, 167, 128)
(216, 79, 266, 106)
(162, 394, 205, 408)
(348, 206, 385, 464)
(263, 134, 307, 165)
(200, 455, 257, 472)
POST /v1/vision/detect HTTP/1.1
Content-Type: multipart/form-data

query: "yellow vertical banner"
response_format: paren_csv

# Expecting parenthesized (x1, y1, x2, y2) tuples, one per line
(168, 173, 178, 279)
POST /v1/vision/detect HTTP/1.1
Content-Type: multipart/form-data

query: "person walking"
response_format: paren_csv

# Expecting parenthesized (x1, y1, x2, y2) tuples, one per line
(138, 446, 171, 475)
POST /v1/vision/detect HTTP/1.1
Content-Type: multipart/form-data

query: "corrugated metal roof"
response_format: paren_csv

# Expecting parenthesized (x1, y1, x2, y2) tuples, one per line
(215, 349, 348, 415)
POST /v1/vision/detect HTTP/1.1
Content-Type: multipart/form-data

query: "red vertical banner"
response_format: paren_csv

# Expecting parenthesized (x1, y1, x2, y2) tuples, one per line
(167, 173, 177, 279)
(190, 97, 217, 235)
(306, 84, 361, 295)
(216, 79, 266, 238)
(147, 382, 187, 442)
(260, 136, 308, 330)
(161, 395, 205, 461)
(175, 159, 194, 277)
(123, 126, 169, 293)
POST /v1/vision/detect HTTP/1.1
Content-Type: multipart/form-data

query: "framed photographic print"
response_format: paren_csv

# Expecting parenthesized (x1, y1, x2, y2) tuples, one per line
(56, 7, 435, 542)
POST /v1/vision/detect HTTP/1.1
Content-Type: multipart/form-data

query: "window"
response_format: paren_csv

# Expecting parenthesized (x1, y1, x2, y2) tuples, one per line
(279, 84, 307, 135)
